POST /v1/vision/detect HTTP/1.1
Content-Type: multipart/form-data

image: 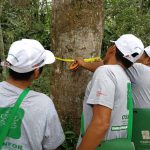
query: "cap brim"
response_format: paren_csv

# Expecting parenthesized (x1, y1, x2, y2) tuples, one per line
(144, 46, 150, 58)
(44, 50, 55, 64)
(110, 40, 115, 43)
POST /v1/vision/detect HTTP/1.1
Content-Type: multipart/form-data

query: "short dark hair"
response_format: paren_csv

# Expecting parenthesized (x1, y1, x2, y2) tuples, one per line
(115, 48, 133, 68)
(9, 67, 43, 81)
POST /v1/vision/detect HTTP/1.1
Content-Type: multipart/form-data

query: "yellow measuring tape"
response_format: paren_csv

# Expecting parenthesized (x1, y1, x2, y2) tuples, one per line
(55, 57, 101, 63)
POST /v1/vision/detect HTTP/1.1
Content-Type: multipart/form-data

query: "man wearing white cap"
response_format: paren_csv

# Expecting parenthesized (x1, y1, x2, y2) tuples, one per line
(76, 34, 144, 150)
(126, 46, 150, 108)
(75, 45, 150, 109)
(0, 39, 65, 150)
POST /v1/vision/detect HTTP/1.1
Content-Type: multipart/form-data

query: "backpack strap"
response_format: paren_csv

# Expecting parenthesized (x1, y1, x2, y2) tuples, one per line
(0, 88, 30, 149)
(127, 83, 133, 141)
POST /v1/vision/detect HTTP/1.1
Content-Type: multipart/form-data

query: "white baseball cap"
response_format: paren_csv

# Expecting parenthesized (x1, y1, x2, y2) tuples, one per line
(145, 46, 150, 57)
(2, 39, 55, 73)
(111, 34, 144, 63)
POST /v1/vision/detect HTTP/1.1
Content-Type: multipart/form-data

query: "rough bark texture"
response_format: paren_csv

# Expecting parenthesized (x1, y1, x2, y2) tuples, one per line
(51, 0, 103, 132)
(0, 3, 4, 60)
(0, 1, 5, 79)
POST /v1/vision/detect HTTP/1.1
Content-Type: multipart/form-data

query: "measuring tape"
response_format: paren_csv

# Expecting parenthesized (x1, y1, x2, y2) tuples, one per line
(55, 57, 101, 63)
(55, 56, 101, 70)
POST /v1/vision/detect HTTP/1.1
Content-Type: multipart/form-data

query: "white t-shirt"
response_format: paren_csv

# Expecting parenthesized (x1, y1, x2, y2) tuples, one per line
(0, 81, 65, 150)
(127, 63, 150, 108)
(77, 65, 130, 147)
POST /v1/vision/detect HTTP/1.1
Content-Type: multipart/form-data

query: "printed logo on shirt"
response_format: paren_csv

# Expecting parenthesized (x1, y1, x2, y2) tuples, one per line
(111, 125, 127, 131)
(0, 107, 24, 139)
(3, 141, 23, 150)
(96, 91, 106, 97)
(122, 114, 128, 120)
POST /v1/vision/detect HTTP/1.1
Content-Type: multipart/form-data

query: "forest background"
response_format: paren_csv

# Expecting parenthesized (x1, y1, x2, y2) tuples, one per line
(0, 0, 150, 149)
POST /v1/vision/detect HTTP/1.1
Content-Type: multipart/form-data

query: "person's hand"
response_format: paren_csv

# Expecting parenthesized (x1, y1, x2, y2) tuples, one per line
(74, 57, 86, 67)
(69, 57, 85, 71)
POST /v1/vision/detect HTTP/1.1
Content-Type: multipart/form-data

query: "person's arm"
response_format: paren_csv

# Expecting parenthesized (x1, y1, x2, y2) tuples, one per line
(75, 57, 104, 72)
(77, 105, 112, 150)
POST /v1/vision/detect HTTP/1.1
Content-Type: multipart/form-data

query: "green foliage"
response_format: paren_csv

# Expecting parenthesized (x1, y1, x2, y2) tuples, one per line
(58, 118, 78, 150)
(102, 0, 150, 56)
(1, 0, 52, 52)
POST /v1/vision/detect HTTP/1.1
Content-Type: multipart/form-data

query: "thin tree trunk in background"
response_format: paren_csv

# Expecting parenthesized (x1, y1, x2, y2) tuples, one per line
(0, 3, 4, 59)
(0, 1, 6, 80)
(51, 0, 103, 132)
(140, 0, 144, 12)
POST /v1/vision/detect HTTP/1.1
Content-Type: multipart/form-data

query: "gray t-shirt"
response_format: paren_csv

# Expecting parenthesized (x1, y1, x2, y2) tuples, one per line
(0, 81, 65, 150)
(127, 63, 150, 108)
(77, 65, 130, 147)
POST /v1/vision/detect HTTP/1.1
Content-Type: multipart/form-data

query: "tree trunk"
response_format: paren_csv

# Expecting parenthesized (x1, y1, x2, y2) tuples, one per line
(0, 3, 4, 60)
(0, 1, 6, 80)
(51, 0, 104, 132)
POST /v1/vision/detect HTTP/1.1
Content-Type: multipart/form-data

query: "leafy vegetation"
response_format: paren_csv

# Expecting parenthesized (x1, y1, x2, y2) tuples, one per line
(58, 118, 78, 150)
(1, 0, 52, 53)
(102, 0, 150, 57)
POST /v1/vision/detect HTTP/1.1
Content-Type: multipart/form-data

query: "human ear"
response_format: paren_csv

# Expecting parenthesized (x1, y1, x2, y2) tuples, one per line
(34, 68, 40, 79)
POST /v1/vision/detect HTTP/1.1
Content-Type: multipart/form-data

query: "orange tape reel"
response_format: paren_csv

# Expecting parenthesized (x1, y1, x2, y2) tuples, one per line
(69, 62, 79, 70)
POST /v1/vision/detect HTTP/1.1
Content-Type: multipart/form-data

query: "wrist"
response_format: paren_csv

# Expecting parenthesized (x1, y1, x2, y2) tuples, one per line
(81, 61, 87, 68)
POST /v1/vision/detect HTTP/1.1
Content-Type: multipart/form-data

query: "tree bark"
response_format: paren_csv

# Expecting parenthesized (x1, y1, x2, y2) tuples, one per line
(0, 3, 4, 59)
(51, 0, 104, 132)
(0, 1, 6, 79)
